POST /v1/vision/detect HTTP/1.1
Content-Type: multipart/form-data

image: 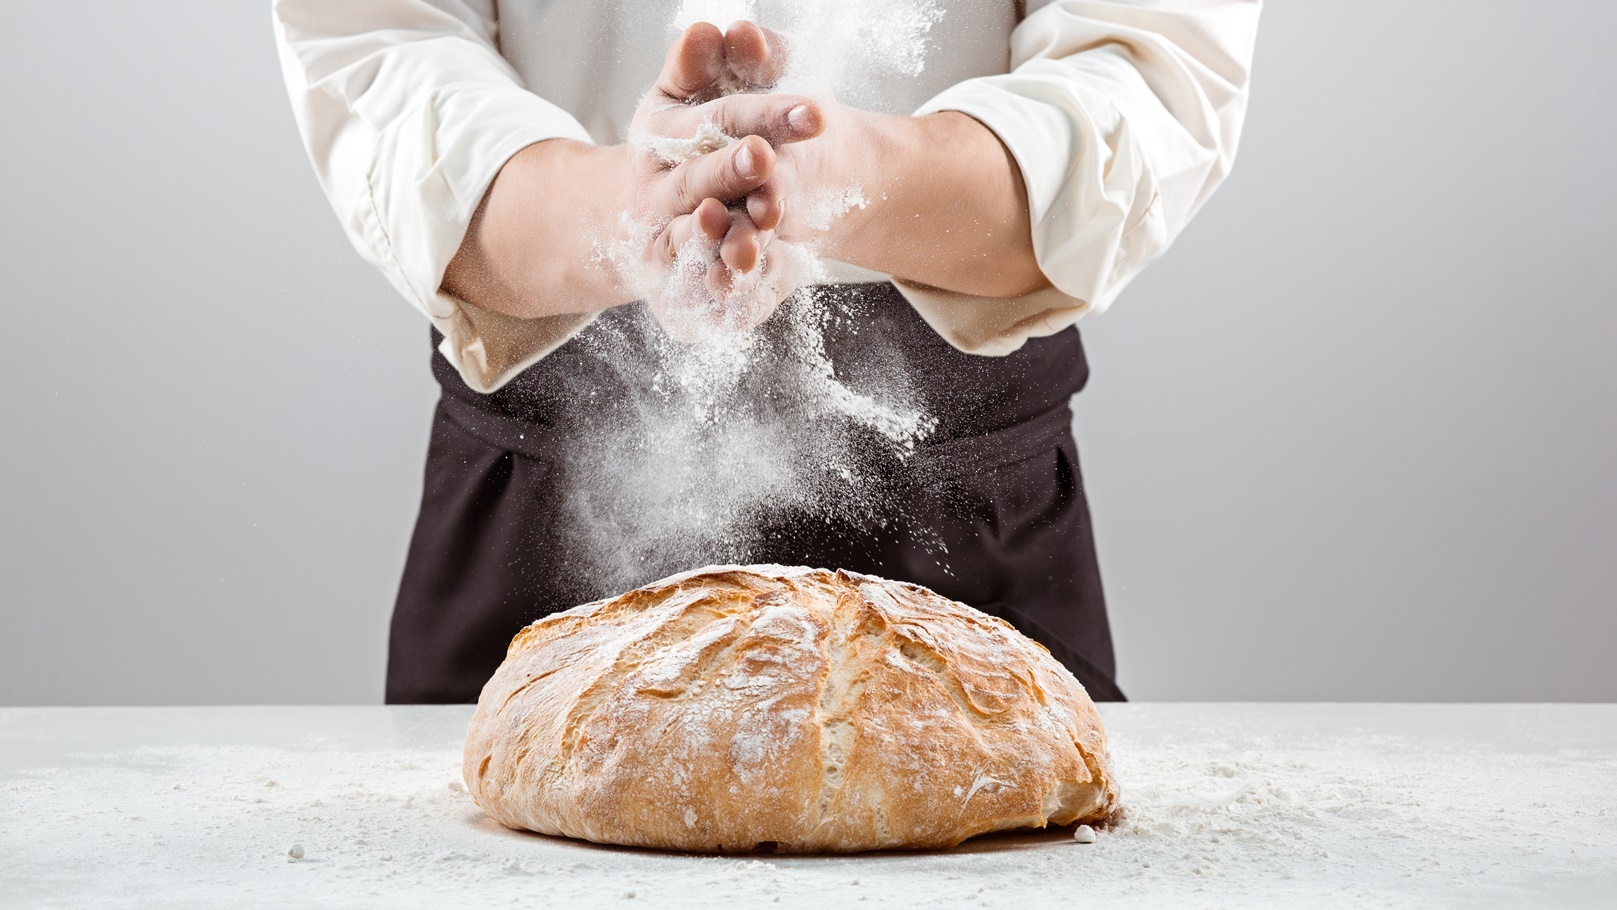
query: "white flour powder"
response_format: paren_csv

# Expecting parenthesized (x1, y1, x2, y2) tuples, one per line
(3, 705, 1613, 908)
(641, 121, 738, 166)
(573, 0, 944, 592)
(556, 293, 934, 593)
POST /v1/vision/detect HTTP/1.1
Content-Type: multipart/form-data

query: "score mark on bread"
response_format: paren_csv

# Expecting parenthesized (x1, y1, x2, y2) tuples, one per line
(463, 565, 1120, 853)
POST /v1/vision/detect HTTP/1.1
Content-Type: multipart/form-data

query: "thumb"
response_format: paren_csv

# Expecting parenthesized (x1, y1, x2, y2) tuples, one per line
(656, 23, 727, 102)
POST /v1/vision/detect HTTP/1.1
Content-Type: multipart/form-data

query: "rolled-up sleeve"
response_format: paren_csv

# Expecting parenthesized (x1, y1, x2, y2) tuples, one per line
(900, 0, 1262, 355)
(272, 0, 597, 392)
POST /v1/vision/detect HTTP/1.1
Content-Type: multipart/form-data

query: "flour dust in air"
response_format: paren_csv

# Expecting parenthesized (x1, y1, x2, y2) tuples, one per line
(553, 0, 945, 593)
(557, 292, 936, 596)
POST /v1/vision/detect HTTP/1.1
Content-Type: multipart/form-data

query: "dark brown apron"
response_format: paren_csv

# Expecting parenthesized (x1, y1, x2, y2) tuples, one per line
(387, 283, 1123, 702)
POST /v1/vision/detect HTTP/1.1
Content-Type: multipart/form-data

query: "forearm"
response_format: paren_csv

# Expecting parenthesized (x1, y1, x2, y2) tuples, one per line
(442, 140, 636, 319)
(822, 111, 1049, 299)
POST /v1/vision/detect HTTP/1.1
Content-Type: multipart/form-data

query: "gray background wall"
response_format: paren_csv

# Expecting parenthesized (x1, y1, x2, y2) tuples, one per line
(2, 2, 1612, 705)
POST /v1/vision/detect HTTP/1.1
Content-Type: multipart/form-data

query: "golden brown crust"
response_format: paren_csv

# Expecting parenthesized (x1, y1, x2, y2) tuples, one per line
(463, 565, 1120, 853)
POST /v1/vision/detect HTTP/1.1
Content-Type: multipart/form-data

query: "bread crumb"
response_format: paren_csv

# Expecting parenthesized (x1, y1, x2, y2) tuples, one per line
(1074, 825, 1097, 844)
(286, 844, 304, 862)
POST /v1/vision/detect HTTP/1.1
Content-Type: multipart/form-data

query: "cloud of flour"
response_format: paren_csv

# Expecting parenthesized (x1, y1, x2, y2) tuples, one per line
(551, 0, 946, 595)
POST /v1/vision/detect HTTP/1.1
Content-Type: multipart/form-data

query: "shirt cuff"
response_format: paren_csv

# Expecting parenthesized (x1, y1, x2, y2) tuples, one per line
(367, 82, 598, 392)
(440, 296, 599, 393)
(889, 280, 1091, 356)
(909, 75, 1162, 354)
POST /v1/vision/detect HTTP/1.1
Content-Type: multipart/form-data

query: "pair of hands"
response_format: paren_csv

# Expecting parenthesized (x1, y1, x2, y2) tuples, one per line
(623, 21, 846, 340)
(440, 23, 1044, 337)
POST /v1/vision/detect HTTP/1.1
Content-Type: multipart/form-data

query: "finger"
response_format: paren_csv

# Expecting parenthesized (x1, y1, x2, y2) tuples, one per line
(656, 23, 726, 101)
(695, 197, 732, 240)
(704, 258, 768, 321)
(710, 249, 787, 333)
(705, 258, 736, 302)
(724, 21, 792, 88)
(663, 94, 823, 148)
(744, 177, 788, 232)
(645, 135, 775, 217)
(720, 211, 775, 274)
(711, 240, 776, 303)
(704, 244, 749, 302)
(756, 244, 807, 305)
(658, 198, 729, 262)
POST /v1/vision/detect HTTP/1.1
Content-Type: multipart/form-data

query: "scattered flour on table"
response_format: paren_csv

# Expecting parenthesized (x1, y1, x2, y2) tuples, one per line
(4, 710, 1615, 909)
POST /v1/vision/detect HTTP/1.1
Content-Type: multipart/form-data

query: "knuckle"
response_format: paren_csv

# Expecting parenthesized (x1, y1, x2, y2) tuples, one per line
(713, 98, 744, 136)
(670, 169, 697, 213)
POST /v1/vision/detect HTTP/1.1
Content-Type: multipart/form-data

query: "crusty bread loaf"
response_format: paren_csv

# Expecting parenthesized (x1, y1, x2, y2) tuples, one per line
(463, 565, 1120, 853)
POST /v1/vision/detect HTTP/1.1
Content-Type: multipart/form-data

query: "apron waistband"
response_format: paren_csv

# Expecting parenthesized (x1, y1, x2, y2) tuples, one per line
(441, 392, 1074, 491)
(439, 396, 557, 465)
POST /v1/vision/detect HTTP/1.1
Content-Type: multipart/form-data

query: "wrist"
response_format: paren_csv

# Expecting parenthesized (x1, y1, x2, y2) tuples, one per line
(817, 107, 903, 263)
(586, 142, 637, 227)
(446, 139, 637, 317)
(814, 109, 918, 266)
(517, 139, 633, 231)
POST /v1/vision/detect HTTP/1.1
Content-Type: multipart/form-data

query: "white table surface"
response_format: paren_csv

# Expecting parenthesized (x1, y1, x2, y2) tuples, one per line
(2, 704, 1613, 909)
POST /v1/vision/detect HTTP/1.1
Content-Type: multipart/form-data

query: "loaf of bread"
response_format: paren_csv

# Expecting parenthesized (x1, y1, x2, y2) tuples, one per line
(463, 565, 1120, 853)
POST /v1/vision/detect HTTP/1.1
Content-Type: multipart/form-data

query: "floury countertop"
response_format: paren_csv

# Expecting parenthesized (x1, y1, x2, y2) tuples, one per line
(2, 704, 1613, 908)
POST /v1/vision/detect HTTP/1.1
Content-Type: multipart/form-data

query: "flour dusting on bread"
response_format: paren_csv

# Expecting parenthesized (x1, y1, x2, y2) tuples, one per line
(463, 565, 1120, 853)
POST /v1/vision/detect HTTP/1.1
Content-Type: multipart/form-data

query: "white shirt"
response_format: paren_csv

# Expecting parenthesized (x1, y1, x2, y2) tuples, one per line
(272, 0, 1261, 393)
